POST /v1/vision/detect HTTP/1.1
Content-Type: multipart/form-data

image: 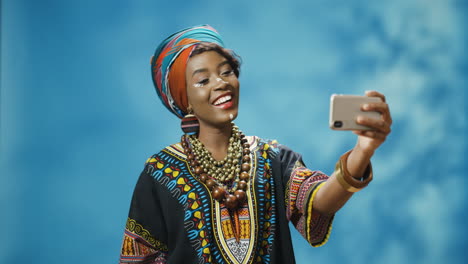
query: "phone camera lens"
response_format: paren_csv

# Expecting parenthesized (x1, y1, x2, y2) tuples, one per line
(334, 121, 343, 128)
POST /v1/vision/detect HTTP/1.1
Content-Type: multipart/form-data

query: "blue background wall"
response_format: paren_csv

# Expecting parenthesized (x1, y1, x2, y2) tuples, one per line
(1, 0, 466, 263)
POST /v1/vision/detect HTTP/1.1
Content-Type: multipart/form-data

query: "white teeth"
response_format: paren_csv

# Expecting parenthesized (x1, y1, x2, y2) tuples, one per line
(214, 95, 232, 106)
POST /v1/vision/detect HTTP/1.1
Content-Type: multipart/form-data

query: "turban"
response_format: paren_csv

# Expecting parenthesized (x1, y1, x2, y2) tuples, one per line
(151, 25, 225, 118)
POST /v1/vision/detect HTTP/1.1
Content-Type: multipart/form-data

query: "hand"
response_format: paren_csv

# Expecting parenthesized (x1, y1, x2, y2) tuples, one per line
(353, 90, 392, 154)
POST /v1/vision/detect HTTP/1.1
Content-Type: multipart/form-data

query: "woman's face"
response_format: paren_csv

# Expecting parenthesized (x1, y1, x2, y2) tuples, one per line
(185, 51, 240, 129)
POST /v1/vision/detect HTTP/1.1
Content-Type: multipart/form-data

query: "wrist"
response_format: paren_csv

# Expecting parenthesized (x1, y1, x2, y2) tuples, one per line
(353, 144, 374, 160)
(349, 146, 372, 180)
(334, 150, 373, 193)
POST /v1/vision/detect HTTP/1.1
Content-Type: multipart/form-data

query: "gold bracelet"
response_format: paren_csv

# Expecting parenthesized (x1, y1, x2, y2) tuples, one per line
(334, 150, 373, 193)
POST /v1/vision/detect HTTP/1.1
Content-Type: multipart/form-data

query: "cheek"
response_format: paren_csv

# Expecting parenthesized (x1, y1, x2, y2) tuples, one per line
(230, 76, 240, 87)
(187, 86, 210, 106)
(232, 80, 240, 93)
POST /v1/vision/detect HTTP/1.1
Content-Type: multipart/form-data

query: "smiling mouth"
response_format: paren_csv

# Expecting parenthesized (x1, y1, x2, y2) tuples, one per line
(213, 94, 233, 106)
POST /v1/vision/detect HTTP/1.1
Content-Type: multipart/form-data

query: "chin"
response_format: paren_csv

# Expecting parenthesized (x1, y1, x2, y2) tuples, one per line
(214, 111, 238, 128)
(199, 106, 239, 128)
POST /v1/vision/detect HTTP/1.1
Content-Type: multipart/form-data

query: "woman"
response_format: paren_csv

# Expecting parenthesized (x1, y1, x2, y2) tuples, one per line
(119, 25, 392, 264)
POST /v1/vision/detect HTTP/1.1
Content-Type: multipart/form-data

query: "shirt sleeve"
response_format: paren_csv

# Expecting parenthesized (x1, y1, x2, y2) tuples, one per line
(119, 156, 169, 263)
(277, 144, 334, 247)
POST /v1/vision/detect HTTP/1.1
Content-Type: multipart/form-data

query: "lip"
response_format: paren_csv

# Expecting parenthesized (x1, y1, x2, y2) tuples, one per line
(211, 92, 234, 105)
(212, 92, 235, 110)
(214, 100, 234, 109)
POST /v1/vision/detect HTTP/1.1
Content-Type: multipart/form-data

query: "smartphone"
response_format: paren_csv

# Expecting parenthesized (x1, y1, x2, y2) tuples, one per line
(329, 94, 382, 130)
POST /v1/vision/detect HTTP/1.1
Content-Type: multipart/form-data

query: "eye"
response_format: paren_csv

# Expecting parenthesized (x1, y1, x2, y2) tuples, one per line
(221, 69, 234, 77)
(195, 78, 209, 87)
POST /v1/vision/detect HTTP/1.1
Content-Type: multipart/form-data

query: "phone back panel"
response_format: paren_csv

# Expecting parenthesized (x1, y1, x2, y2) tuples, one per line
(329, 95, 382, 130)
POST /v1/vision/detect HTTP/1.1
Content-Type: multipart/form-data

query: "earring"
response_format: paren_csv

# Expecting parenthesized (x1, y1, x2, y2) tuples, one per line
(181, 108, 199, 135)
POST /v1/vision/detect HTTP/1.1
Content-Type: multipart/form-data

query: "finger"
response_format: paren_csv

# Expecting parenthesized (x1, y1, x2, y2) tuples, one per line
(361, 102, 388, 113)
(356, 116, 391, 134)
(356, 116, 390, 133)
(353, 130, 387, 140)
(365, 90, 386, 103)
(361, 102, 393, 125)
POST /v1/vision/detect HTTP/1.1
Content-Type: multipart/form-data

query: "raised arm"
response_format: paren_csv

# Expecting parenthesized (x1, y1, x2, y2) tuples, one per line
(313, 90, 392, 215)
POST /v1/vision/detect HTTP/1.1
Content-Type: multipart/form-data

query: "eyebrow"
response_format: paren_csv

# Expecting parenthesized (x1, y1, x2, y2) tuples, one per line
(191, 60, 230, 77)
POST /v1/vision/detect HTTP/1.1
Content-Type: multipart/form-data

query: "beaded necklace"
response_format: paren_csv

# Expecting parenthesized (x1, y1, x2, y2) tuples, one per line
(181, 125, 251, 210)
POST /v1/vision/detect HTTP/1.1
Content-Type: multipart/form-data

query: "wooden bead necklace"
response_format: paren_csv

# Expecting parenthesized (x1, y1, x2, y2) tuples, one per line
(181, 125, 251, 210)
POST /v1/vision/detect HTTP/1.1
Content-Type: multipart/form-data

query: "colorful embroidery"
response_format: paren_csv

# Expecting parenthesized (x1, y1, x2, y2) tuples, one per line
(287, 166, 313, 222)
(216, 203, 254, 263)
(146, 148, 217, 263)
(305, 182, 334, 247)
(251, 138, 278, 263)
(286, 162, 334, 247)
(126, 218, 168, 251)
(120, 218, 168, 263)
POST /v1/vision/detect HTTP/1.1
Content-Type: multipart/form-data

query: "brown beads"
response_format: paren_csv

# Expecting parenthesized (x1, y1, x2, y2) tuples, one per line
(240, 172, 249, 181)
(188, 154, 194, 161)
(181, 125, 252, 210)
(206, 179, 216, 190)
(234, 189, 246, 203)
(238, 181, 247, 190)
(212, 186, 226, 201)
(225, 194, 238, 209)
(199, 173, 208, 182)
(194, 166, 203, 175)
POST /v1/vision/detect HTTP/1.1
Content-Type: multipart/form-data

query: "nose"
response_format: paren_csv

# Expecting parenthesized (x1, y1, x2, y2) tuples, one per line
(216, 77, 228, 83)
(214, 77, 229, 90)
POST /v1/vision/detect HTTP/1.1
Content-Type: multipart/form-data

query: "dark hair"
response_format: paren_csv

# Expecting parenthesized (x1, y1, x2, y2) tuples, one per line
(190, 42, 242, 77)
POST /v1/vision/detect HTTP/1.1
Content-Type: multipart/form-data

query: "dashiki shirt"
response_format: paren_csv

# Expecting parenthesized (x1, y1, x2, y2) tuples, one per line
(119, 136, 334, 264)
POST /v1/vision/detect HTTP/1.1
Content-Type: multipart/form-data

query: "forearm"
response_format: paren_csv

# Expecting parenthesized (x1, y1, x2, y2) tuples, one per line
(347, 145, 373, 180)
(312, 173, 353, 215)
(313, 90, 391, 216)
(313, 146, 373, 215)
